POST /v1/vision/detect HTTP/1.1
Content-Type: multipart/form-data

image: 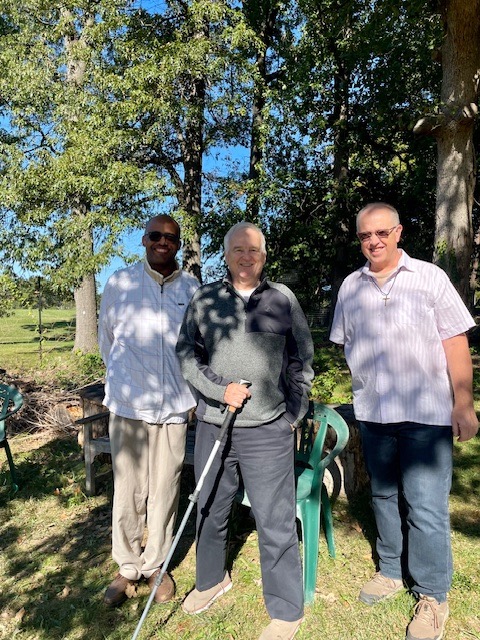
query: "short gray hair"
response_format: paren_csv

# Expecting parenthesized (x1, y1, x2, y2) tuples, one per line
(224, 221, 267, 254)
(356, 203, 400, 230)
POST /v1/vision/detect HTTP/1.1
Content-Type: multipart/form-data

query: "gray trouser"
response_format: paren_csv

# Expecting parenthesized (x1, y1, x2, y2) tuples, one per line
(194, 417, 304, 622)
(109, 413, 187, 580)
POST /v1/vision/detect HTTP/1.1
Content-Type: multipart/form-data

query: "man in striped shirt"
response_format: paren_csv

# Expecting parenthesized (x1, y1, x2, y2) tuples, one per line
(330, 203, 478, 640)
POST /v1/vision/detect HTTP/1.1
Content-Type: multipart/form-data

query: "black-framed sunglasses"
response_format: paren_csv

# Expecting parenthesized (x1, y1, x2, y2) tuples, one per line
(357, 226, 398, 243)
(144, 231, 180, 244)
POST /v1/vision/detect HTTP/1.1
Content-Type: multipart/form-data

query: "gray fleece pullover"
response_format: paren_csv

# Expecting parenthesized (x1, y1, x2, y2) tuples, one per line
(176, 273, 314, 427)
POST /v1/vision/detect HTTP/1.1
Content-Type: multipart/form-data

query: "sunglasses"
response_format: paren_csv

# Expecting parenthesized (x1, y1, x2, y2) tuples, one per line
(357, 226, 398, 243)
(144, 231, 180, 244)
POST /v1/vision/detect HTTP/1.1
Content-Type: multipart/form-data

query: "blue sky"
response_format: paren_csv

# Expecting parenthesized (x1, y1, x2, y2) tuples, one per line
(97, 229, 144, 292)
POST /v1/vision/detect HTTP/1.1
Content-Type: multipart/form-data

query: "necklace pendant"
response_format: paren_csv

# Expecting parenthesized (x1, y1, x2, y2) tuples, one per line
(371, 272, 398, 306)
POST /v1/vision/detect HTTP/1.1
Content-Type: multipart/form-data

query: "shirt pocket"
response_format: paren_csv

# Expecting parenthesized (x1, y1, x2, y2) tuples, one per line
(393, 292, 431, 327)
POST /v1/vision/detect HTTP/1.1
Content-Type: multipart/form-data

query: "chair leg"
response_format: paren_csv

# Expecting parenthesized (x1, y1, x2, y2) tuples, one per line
(3, 439, 19, 492)
(299, 497, 321, 605)
(321, 483, 336, 558)
(83, 429, 96, 497)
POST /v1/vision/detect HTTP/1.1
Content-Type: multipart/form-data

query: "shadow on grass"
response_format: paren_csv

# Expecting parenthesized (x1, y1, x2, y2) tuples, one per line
(450, 434, 480, 539)
(0, 437, 205, 640)
(18, 321, 76, 344)
(452, 435, 480, 500)
(343, 489, 378, 566)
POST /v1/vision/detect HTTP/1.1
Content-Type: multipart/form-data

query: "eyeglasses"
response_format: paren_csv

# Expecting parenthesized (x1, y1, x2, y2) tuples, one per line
(144, 231, 180, 244)
(357, 226, 398, 243)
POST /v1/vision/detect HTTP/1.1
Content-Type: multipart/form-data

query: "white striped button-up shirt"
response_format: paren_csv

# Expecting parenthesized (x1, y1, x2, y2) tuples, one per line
(330, 251, 475, 425)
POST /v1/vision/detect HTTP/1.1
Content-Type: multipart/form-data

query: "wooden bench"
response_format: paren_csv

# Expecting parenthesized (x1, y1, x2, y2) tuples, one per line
(76, 395, 196, 496)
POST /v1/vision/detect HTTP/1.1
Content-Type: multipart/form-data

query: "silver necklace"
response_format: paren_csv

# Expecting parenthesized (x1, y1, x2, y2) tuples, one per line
(371, 272, 399, 306)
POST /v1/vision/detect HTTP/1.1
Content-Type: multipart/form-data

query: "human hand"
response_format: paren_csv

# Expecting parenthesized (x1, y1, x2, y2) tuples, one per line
(224, 382, 251, 409)
(452, 404, 479, 442)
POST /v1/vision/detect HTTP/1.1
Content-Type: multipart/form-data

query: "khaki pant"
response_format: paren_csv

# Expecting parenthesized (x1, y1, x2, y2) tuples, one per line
(109, 413, 187, 580)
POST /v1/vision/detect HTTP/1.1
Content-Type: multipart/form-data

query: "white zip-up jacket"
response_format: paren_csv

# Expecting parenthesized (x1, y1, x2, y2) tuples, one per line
(99, 259, 199, 423)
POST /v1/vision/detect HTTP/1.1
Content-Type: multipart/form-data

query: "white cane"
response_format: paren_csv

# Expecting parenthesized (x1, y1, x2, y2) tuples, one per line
(131, 380, 251, 640)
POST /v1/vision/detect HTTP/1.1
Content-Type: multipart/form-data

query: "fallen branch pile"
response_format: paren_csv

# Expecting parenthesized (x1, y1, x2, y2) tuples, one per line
(1, 373, 103, 437)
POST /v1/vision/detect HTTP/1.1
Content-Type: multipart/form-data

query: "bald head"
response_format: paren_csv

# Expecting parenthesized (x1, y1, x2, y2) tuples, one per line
(356, 203, 400, 230)
(145, 214, 180, 237)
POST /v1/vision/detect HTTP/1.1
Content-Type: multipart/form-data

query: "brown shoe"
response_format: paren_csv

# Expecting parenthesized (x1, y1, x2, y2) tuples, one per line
(258, 618, 304, 640)
(104, 573, 137, 607)
(182, 573, 232, 614)
(147, 569, 175, 603)
(406, 595, 449, 640)
(359, 572, 404, 605)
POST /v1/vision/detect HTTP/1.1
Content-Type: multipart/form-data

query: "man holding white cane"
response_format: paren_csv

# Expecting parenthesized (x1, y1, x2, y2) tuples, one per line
(176, 221, 314, 640)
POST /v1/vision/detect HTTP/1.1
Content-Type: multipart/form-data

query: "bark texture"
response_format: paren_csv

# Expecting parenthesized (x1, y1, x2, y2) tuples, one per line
(434, 0, 480, 303)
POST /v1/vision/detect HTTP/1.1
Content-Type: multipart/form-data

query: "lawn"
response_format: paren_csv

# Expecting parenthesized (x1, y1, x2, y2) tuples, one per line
(0, 308, 76, 373)
(1, 433, 479, 640)
(0, 310, 479, 640)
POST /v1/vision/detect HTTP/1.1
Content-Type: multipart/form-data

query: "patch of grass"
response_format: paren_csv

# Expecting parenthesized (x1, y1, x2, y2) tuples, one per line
(0, 308, 76, 373)
(0, 308, 107, 389)
(1, 431, 479, 640)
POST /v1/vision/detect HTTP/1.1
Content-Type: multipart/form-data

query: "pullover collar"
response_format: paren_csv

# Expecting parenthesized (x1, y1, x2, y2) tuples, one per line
(223, 269, 269, 293)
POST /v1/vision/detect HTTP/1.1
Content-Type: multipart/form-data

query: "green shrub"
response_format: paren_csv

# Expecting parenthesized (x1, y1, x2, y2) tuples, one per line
(75, 350, 105, 379)
(311, 369, 338, 403)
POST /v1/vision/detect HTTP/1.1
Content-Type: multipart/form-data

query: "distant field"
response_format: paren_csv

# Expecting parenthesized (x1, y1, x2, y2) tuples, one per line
(0, 308, 76, 372)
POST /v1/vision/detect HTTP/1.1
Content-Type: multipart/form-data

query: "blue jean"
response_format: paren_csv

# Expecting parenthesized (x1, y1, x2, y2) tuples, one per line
(358, 421, 453, 602)
(194, 417, 304, 621)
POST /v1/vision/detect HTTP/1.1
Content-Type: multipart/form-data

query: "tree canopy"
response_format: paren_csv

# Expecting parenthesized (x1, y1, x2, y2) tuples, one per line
(0, 0, 478, 350)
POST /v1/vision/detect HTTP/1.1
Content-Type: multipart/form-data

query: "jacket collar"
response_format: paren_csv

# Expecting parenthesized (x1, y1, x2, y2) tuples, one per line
(143, 257, 182, 285)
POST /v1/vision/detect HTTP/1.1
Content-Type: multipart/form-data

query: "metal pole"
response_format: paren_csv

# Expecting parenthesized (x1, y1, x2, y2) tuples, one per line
(37, 277, 43, 363)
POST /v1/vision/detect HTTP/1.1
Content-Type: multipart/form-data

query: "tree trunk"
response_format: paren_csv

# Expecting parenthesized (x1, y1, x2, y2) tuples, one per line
(74, 271, 98, 353)
(182, 228, 202, 283)
(244, 0, 278, 222)
(63, 8, 99, 350)
(181, 74, 205, 283)
(246, 48, 267, 221)
(327, 23, 352, 327)
(434, 0, 480, 304)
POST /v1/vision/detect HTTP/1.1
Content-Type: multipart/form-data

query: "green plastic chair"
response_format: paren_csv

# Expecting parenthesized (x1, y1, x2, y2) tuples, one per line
(236, 402, 349, 604)
(295, 402, 349, 603)
(0, 384, 24, 492)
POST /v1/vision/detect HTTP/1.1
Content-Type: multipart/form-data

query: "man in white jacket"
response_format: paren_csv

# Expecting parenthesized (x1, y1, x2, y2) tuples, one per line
(98, 214, 199, 607)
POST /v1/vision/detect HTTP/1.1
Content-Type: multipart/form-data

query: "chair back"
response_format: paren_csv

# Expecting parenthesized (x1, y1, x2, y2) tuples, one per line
(295, 401, 315, 467)
(0, 384, 24, 443)
(295, 401, 350, 492)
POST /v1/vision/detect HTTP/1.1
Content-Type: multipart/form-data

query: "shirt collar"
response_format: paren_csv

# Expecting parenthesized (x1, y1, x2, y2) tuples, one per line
(143, 256, 181, 285)
(360, 249, 415, 278)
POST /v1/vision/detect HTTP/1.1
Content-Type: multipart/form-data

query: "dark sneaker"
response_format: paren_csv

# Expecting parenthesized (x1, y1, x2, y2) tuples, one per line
(406, 595, 449, 640)
(359, 572, 404, 605)
(258, 618, 304, 640)
(182, 573, 232, 614)
(103, 573, 137, 607)
(147, 569, 175, 603)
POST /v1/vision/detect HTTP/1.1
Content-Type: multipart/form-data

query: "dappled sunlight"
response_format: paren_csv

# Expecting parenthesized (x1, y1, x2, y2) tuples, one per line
(0, 436, 198, 640)
(102, 272, 195, 414)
